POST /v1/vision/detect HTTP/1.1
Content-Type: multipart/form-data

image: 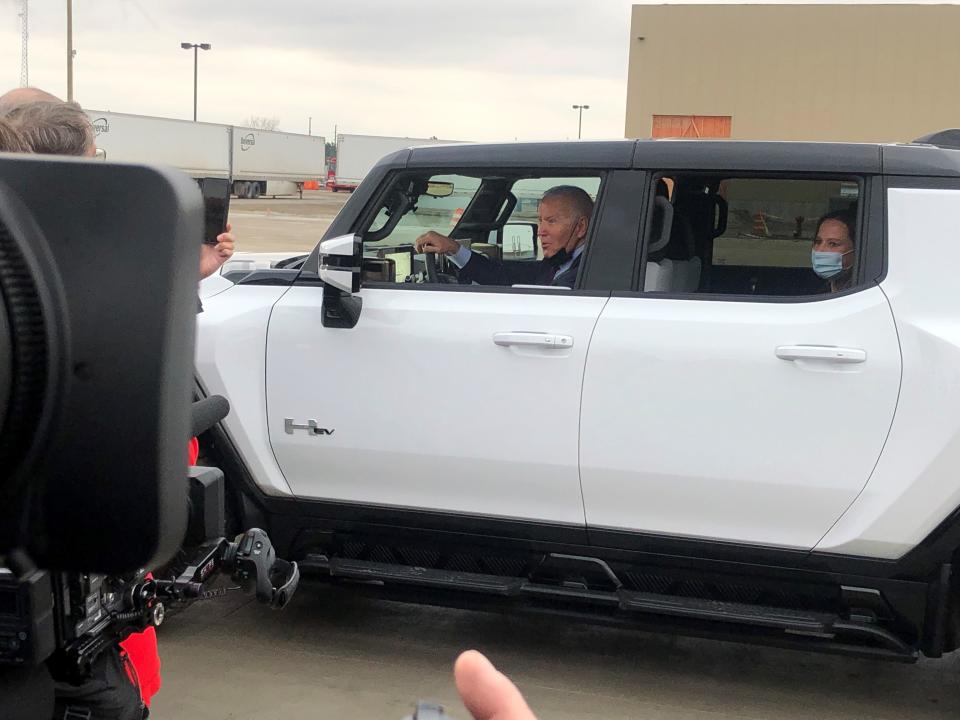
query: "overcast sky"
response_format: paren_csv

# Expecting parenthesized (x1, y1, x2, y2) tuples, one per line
(0, 0, 949, 142)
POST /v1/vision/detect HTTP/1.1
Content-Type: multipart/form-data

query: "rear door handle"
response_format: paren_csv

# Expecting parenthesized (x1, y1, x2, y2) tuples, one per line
(775, 345, 866, 364)
(493, 332, 573, 349)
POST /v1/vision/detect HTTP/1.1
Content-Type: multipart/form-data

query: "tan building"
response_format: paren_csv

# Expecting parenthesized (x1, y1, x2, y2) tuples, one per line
(625, 4, 960, 142)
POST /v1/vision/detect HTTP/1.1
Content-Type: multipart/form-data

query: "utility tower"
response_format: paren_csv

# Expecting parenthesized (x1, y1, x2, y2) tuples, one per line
(19, 0, 29, 87)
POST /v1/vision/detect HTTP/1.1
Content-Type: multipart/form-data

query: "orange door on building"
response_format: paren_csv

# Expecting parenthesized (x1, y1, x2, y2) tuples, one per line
(652, 115, 732, 138)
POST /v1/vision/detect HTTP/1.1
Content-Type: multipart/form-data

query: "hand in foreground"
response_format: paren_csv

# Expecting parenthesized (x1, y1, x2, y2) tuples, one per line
(454, 651, 538, 720)
(200, 222, 236, 279)
(415, 231, 459, 256)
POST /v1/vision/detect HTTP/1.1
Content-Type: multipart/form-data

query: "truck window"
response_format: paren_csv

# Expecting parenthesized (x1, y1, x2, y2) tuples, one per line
(496, 177, 601, 260)
(641, 175, 863, 298)
(361, 173, 482, 283)
(361, 172, 602, 288)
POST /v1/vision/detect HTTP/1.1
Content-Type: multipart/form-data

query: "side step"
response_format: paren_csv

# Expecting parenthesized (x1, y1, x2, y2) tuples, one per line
(619, 591, 837, 635)
(323, 557, 525, 596)
(300, 554, 917, 660)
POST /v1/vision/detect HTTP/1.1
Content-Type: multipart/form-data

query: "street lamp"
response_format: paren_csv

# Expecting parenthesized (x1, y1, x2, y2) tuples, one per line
(572, 104, 590, 139)
(181, 42, 211, 121)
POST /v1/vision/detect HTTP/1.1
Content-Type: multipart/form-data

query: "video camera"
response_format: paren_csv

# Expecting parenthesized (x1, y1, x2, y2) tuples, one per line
(1, 396, 299, 683)
(0, 154, 298, 716)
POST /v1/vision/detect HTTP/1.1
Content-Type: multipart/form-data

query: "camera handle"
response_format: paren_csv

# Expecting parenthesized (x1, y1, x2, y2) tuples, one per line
(224, 528, 299, 609)
(154, 528, 299, 611)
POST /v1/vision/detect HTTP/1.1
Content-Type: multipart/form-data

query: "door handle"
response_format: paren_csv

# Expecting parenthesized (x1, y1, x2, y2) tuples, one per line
(775, 345, 866, 364)
(493, 332, 574, 349)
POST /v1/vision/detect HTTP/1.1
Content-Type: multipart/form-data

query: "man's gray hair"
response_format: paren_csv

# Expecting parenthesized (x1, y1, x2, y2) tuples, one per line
(542, 185, 595, 219)
(0, 117, 32, 153)
(5, 101, 94, 157)
(0, 86, 62, 116)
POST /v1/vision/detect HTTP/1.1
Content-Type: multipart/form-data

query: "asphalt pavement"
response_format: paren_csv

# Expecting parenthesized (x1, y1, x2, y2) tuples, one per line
(151, 578, 960, 720)
(226, 191, 350, 253)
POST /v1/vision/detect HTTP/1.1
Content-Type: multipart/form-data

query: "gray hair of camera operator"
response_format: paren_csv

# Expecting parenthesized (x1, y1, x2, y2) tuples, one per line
(3, 101, 95, 157)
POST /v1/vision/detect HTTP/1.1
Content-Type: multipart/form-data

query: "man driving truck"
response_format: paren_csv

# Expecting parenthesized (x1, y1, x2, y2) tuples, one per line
(414, 185, 593, 289)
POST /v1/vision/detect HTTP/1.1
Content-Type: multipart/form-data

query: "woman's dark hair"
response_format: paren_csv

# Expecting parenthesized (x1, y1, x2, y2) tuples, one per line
(815, 207, 857, 241)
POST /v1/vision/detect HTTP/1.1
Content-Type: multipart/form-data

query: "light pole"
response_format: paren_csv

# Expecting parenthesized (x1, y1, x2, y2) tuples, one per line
(66, 0, 73, 101)
(308, 116, 312, 135)
(572, 104, 590, 139)
(180, 42, 211, 121)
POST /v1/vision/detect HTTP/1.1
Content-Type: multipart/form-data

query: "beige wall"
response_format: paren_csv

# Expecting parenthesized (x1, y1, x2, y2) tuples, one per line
(625, 4, 960, 142)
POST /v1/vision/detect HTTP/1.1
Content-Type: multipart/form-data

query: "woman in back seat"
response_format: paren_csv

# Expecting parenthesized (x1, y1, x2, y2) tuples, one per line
(811, 209, 856, 293)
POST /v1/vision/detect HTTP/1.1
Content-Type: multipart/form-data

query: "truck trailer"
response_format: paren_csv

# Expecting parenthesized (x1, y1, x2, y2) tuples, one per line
(231, 126, 326, 199)
(87, 110, 325, 198)
(329, 133, 466, 192)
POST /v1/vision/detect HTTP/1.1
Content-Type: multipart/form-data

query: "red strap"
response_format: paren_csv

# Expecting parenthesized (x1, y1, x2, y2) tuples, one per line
(119, 627, 161, 706)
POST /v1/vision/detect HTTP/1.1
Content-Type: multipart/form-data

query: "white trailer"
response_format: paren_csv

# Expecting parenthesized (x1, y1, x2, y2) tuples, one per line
(86, 110, 325, 198)
(331, 133, 467, 192)
(231, 127, 326, 199)
(87, 111, 231, 179)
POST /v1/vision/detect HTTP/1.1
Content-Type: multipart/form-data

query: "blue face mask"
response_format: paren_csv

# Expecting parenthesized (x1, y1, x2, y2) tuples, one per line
(811, 250, 851, 279)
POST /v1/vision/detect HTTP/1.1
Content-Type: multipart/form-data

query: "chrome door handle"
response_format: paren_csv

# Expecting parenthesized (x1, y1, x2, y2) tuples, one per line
(775, 345, 866, 364)
(493, 332, 573, 349)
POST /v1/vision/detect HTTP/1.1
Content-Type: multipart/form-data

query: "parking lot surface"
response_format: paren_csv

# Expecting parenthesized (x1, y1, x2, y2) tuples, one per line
(227, 191, 350, 253)
(152, 579, 960, 720)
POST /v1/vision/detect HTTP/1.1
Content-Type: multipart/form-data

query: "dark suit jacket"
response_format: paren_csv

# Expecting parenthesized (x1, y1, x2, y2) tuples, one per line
(457, 251, 582, 289)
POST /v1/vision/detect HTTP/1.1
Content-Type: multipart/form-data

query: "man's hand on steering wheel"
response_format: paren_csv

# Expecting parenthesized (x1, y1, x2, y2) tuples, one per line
(414, 231, 459, 256)
(414, 231, 460, 284)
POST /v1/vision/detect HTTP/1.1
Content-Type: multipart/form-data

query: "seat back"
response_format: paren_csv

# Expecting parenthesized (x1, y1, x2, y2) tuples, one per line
(470, 243, 502, 262)
(644, 258, 675, 292)
(670, 257, 702, 292)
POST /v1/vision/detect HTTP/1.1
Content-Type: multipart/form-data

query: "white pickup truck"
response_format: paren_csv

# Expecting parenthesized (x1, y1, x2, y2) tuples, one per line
(195, 132, 960, 662)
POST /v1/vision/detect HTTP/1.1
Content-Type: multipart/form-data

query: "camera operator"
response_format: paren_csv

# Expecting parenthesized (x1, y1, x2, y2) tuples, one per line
(0, 86, 61, 114)
(0, 88, 236, 279)
(0, 88, 235, 719)
(0, 117, 32, 153)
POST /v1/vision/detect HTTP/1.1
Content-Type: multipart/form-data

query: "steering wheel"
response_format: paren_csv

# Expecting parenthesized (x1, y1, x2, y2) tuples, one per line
(424, 251, 440, 284)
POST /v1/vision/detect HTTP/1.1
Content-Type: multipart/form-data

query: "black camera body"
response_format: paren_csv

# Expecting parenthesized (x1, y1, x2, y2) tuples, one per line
(0, 455, 299, 687)
(0, 155, 299, 717)
(0, 564, 55, 667)
(0, 155, 201, 572)
(0, 568, 144, 676)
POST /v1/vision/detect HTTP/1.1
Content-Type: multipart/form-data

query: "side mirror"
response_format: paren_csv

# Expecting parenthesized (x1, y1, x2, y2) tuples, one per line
(319, 233, 361, 293)
(319, 234, 363, 328)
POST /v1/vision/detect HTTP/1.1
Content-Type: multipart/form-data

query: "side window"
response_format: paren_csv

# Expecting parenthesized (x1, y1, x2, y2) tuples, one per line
(360, 172, 602, 289)
(642, 175, 861, 298)
(490, 177, 602, 261)
(363, 174, 483, 283)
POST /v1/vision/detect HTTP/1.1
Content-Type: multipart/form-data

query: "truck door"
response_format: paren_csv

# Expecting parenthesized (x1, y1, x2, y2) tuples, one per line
(265, 171, 612, 527)
(579, 173, 902, 550)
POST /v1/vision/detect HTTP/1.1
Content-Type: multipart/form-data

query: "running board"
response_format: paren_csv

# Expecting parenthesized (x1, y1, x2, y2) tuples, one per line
(618, 591, 837, 635)
(323, 557, 525, 596)
(300, 554, 917, 660)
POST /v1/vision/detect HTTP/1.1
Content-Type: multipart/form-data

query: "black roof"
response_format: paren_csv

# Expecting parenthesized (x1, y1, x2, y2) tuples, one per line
(388, 138, 960, 177)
